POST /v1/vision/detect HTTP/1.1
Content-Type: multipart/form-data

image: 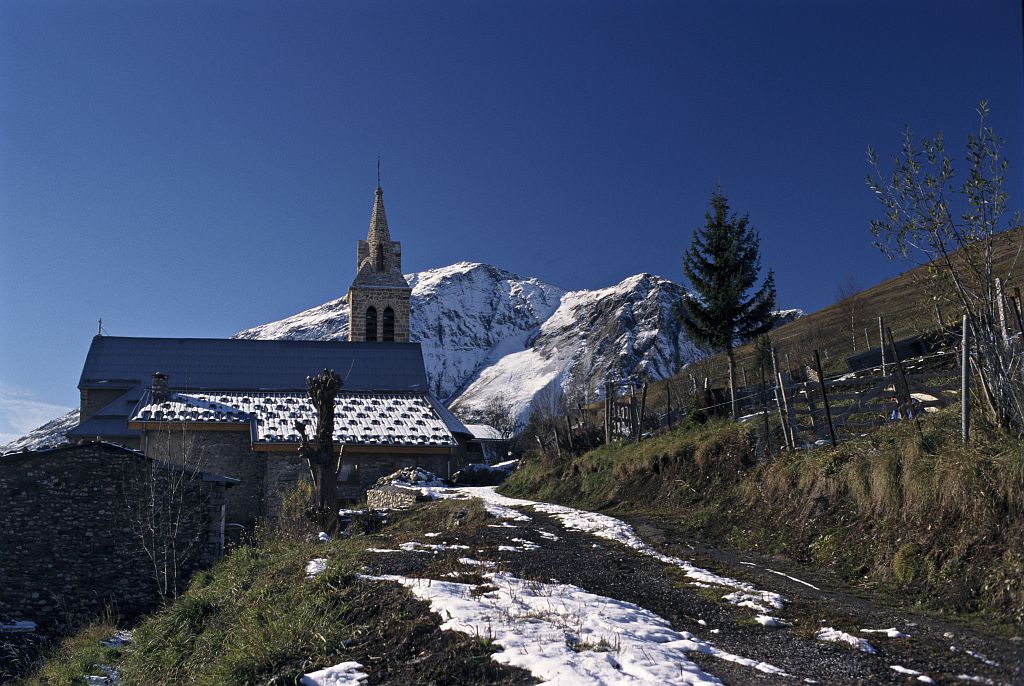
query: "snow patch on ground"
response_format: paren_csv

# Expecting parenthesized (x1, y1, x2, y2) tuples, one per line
(497, 538, 540, 553)
(366, 571, 787, 685)
(815, 627, 877, 654)
(301, 660, 369, 686)
(861, 627, 910, 638)
(306, 558, 328, 578)
(890, 665, 935, 683)
(449, 487, 787, 617)
(457, 557, 496, 568)
(755, 615, 789, 628)
(400, 541, 470, 553)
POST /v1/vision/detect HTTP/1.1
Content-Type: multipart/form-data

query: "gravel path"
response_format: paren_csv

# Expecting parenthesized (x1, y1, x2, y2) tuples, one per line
(362, 488, 1022, 685)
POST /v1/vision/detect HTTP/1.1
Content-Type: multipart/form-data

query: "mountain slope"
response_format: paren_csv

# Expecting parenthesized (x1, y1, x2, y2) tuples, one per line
(0, 410, 78, 454)
(450, 273, 698, 419)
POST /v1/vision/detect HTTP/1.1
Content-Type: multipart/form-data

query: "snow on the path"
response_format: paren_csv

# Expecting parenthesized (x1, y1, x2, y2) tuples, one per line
(815, 627, 877, 654)
(861, 627, 910, 638)
(301, 660, 369, 686)
(890, 665, 935, 683)
(739, 561, 821, 591)
(498, 537, 540, 552)
(306, 558, 328, 578)
(764, 568, 820, 591)
(400, 541, 470, 553)
(956, 675, 995, 684)
(444, 487, 787, 616)
(755, 615, 789, 628)
(366, 571, 787, 685)
(457, 557, 496, 568)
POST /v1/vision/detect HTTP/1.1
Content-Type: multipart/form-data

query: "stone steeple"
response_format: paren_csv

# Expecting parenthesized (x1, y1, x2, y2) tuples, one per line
(366, 186, 391, 245)
(347, 185, 412, 342)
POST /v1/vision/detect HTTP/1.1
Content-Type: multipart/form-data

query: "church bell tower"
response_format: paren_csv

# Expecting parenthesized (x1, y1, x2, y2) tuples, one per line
(347, 185, 412, 342)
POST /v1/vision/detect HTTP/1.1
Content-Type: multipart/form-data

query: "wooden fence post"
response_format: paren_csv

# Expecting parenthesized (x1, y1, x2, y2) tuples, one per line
(636, 383, 648, 442)
(604, 381, 613, 445)
(814, 349, 837, 447)
(759, 365, 771, 455)
(886, 326, 925, 442)
(778, 372, 794, 448)
(962, 314, 970, 445)
(879, 315, 886, 376)
(666, 383, 672, 428)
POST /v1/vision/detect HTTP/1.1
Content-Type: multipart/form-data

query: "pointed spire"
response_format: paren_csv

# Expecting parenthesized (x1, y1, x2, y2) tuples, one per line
(367, 185, 391, 245)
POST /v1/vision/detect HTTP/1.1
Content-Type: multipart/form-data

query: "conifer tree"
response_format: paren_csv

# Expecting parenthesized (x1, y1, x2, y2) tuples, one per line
(680, 190, 777, 419)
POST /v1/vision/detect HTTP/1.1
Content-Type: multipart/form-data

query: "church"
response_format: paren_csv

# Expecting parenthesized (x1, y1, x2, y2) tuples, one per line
(66, 185, 471, 527)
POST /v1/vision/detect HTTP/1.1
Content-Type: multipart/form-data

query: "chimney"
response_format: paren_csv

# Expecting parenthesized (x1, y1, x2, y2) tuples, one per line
(151, 372, 169, 403)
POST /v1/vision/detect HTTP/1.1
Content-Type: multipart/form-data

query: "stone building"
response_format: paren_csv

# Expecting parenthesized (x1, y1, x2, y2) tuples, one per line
(0, 442, 233, 637)
(62, 185, 469, 527)
(347, 185, 412, 342)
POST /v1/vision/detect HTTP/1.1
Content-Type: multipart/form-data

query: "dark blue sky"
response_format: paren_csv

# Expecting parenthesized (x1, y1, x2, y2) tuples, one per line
(1, 0, 1022, 435)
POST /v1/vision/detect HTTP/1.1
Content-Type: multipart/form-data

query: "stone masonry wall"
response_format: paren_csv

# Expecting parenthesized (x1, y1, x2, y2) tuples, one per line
(143, 429, 263, 527)
(0, 443, 225, 638)
(347, 288, 411, 342)
(263, 451, 310, 520)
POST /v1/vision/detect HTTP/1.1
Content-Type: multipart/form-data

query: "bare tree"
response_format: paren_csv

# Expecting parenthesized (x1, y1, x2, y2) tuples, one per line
(295, 368, 344, 533)
(836, 275, 863, 352)
(868, 102, 1024, 432)
(124, 425, 207, 603)
(478, 395, 520, 460)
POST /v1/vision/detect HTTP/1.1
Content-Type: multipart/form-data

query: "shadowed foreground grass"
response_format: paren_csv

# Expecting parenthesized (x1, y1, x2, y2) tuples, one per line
(19, 500, 535, 686)
(503, 409, 1024, 626)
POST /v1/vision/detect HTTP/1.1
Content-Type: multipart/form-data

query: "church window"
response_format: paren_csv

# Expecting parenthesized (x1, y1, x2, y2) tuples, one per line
(365, 306, 378, 341)
(376, 243, 385, 271)
(383, 307, 395, 341)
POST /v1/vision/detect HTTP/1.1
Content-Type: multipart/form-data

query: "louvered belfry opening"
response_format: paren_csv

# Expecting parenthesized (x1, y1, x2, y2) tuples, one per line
(365, 306, 378, 342)
(383, 307, 395, 342)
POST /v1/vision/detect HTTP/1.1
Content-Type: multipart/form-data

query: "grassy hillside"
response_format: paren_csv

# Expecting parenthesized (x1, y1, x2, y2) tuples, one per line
(17, 500, 534, 686)
(503, 409, 1024, 626)
(687, 225, 1024, 385)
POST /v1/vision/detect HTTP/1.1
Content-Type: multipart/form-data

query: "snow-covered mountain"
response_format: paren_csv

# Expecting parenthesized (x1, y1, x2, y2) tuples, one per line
(235, 262, 706, 421)
(0, 410, 78, 454)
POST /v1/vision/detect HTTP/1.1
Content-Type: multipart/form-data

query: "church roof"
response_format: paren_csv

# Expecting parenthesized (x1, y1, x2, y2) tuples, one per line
(128, 390, 461, 448)
(70, 335, 452, 441)
(78, 336, 429, 392)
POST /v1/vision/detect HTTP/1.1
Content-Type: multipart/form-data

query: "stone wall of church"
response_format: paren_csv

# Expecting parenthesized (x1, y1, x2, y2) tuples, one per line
(79, 387, 124, 421)
(263, 452, 309, 519)
(142, 429, 263, 527)
(142, 428, 460, 520)
(347, 288, 412, 342)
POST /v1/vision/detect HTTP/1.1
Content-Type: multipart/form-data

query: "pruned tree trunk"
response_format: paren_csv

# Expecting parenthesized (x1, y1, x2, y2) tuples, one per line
(296, 368, 344, 535)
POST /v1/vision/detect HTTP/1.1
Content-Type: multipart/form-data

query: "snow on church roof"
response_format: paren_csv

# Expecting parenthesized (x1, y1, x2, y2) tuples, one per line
(130, 391, 459, 448)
